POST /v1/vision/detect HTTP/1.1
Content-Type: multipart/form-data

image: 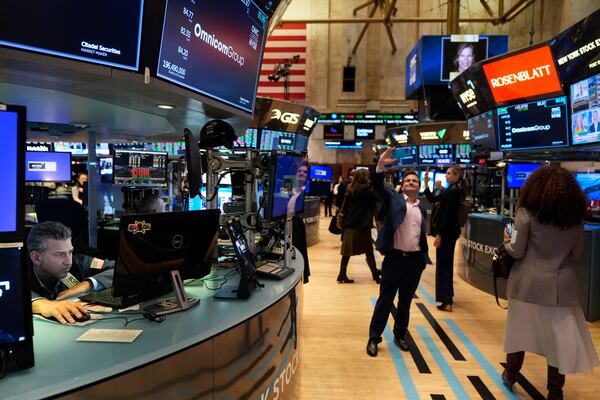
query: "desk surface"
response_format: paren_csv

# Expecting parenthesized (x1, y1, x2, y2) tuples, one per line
(2, 257, 303, 400)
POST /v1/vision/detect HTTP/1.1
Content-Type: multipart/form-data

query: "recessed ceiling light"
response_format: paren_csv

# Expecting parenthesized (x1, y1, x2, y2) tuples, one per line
(157, 104, 176, 110)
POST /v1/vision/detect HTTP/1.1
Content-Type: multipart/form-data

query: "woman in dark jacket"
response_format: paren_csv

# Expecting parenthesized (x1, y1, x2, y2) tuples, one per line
(337, 169, 380, 284)
(423, 166, 464, 311)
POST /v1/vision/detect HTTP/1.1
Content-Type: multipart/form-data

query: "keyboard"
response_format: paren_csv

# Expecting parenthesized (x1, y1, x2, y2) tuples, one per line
(254, 262, 294, 280)
(79, 288, 138, 309)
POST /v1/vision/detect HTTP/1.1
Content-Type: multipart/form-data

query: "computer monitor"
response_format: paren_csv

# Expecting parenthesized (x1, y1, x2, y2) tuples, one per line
(434, 171, 449, 189)
(24, 151, 72, 182)
(468, 110, 497, 151)
(113, 149, 168, 187)
(306, 180, 331, 196)
(266, 153, 307, 221)
(214, 219, 260, 299)
(108, 210, 220, 313)
(455, 144, 472, 164)
(506, 163, 542, 189)
(419, 171, 434, 193)
(0, 105, 25, 243)
(309, 165, 332, 181)
(391, 146, 418, 166)
(575, 173, 600, 201)
(419, 144, 453, 165)
(354, 125, 375, 140)
(99, 157, 113, 183)
(570, 72, 600, 146)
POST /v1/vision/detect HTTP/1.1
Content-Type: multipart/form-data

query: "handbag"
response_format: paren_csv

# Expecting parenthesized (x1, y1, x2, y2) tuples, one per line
(335, 194, 348, 230)
(491, 243, 514, 308)
(328, 214, 342, 235)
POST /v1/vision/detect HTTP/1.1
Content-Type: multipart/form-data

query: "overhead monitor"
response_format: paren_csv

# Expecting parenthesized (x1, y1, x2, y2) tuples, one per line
(25, 151, 72, 183)
(52, 142, 110, 156)
(391, 146, 418, 166)
(26, 142, 53, 152)
(259, 130, 307, 153)
(506, 163, 542, 189)
(146, 142, 186, 156)
(113, 149, 168, 186)
(354, 125, 375, 140)
(324, 140, 363, 149)
(309, 165, 332, 181)
(266, 153, 307, 220)
(575, 173, 600, 201)
(482, 44, 563, 105)
(0, 1, 143, 70)
(467, 110, 497, 150)
(496, 96, 569, 151)
(99, 157, 113, 183)
(418, 144, 453, 165)
(0, 105, 25, 243)
(570, 72, 600, 146)
(418, 171, 434, 193)
(157, 0, 268, 114)
(323, 124, 344, 139)
(455, 144, 472, 164)
(434, 171, 449, 189)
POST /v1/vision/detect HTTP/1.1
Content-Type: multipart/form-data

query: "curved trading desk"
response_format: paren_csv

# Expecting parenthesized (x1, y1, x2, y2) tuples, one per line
(2, 255, 304, 400)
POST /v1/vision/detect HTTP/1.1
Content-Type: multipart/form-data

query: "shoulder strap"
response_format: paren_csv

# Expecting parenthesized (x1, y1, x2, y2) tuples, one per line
(493, 276, 508, 309)
(340, 193, 348, 212)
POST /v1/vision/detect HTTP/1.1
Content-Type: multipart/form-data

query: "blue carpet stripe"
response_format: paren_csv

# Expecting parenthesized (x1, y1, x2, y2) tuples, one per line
(444, 319, 521, 400)
(416, 325, 470, 399)
(371, 298, 420, 400)
(417, 284, 436, 305)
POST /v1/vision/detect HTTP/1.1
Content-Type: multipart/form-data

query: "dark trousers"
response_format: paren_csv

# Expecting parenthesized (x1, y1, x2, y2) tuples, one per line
(435, 236, 458, 304)
(369, 251, 425, 342)
(324, 199, 333, 216)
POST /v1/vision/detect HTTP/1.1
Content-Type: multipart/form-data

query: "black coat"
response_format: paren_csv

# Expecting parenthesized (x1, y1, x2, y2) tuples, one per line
(342, 183, 376, 229)
(424, 184, 462, 240)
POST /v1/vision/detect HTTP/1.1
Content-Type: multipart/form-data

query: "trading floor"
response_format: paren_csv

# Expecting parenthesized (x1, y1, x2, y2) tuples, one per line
(299, 213, 600, 400)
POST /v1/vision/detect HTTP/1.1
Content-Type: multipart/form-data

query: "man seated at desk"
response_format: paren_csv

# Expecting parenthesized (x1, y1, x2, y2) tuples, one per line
(27, 221, 113, 324)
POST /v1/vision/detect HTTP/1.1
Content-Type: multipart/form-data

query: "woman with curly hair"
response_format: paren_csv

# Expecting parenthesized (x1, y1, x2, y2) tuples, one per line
(501, 165, 599, 399)
(336, 169, 380, 284)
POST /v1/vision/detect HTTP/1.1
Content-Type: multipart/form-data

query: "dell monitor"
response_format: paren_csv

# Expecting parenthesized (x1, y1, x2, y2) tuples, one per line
(25, 151, 72, 183)
(113, 149, 168, 187)
(266, 153, 307, 221)
(82, 210, 220, 314)
(496, 96, 569, 151)
(506, 163, 542, 189)
(570, 72, 600, 146)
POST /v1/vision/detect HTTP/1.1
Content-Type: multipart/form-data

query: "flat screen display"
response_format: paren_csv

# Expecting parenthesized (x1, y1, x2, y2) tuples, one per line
(391, 146, 418, 166)
(233, 129, 259, 149)
(0, 1, 143, 70)
(570, 73, 600, 145)
(354, 126, 375, 140)
(189, 187, 233, 211)
(0, 248, 28, 344)
(0, 108, 22, 238)
(99, 157, 113, 183)
(419, 144, 453, 165)
(434, 171, 448, 188)
(146, 142, 186, 156)
(507, 163, 542, 189)
(25, 151, 71, 182)
(113, 149, 167, 186)
(259, 130, 307, 153)
(419, 171, 434, 193)
(323, 124, 344, 139)
(268, 154, 307, 220)
(482, 45, 562, 105)
(468, 110, 497, 150)
(575, 173, 600, 201)
(306, 180, 331, 196)
(324, 141, 363, 149)
(309, 165, 332, 181)
(53, 142, 110, 156)
(455, 144, 472, 163)
(497, 96, 569, 150)
(157, 0, 268, 113)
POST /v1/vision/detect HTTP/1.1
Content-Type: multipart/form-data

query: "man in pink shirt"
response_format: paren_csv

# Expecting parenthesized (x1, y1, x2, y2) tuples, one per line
(367, 147, 431, 357)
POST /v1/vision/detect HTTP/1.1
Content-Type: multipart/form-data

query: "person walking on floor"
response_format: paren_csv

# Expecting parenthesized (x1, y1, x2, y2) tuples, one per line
(423, 166, 465, 311)
(501, 165, 598, 400)
(336, 169, 381, 284)
(366, 148, 431, 357)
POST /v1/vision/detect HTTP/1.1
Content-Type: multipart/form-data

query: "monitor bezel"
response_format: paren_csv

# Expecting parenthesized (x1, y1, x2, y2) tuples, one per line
(569, 72, 600, 146)
(265, 152, 307, 221)
(112, 148, 169, 187)
(24, 150, 72, 183)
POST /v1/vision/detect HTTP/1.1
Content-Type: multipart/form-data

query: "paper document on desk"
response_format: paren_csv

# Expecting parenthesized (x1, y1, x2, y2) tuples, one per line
(76, 328, 143, 343)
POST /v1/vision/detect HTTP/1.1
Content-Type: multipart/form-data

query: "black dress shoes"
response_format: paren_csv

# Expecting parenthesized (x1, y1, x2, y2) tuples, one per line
(393, 336, 409, 352)
(501, 370, 515, 391)
(437, 303, 453, 312)
(366, 339, 378, 357)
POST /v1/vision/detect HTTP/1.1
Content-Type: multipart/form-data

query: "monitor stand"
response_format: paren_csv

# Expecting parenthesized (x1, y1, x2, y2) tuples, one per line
(213, 269, 260, 300)
(143, 270, 199, 316)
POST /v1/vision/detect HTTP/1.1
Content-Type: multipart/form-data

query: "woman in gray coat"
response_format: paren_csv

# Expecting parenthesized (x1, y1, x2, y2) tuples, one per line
(502, 166, 599, 400)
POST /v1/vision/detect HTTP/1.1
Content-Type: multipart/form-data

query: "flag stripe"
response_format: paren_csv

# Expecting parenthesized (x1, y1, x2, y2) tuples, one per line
(258, 23, 306, 101)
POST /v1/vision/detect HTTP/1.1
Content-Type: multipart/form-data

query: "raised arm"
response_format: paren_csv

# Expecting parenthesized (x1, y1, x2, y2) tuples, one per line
(373, 147, 397, 206)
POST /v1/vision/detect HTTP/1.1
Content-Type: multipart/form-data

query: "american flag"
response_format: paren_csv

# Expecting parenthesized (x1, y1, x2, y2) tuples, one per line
(257, 23, 307, 101)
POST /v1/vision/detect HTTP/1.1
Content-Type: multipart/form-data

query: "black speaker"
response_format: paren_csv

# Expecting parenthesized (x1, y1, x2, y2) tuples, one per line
(343, 66, 355, 92)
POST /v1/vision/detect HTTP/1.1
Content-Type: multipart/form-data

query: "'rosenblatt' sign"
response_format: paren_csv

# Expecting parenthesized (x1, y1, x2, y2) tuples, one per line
(482, 45, 562, 103)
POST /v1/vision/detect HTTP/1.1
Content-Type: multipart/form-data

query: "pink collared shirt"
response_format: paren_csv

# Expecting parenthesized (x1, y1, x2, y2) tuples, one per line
(393, 194, 422, 251)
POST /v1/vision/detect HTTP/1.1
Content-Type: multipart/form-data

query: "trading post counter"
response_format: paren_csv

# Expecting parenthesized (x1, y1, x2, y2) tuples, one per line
(459, 213, 600, 322)
(2, 255, 304, 400)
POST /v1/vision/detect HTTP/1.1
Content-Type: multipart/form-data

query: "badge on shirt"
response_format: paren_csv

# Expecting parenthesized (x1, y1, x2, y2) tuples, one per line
(61, 273, 81, 289)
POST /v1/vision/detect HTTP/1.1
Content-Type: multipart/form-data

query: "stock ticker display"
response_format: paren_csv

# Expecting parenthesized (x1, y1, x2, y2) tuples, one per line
(113, 150, 167, 186)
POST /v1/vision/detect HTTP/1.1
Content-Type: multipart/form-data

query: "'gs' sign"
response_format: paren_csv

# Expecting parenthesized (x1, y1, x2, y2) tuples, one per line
(270, 109, 300, 124)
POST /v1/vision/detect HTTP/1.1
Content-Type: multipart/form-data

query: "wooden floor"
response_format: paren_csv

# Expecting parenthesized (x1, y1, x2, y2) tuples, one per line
(299, 214, 600, 399)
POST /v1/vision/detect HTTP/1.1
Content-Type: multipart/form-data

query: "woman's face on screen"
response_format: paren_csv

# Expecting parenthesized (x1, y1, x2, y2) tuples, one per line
(457, 46, 474, 72)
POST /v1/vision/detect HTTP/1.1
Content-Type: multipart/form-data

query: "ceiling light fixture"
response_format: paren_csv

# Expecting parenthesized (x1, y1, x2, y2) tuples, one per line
(157, 104, 176, 110)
